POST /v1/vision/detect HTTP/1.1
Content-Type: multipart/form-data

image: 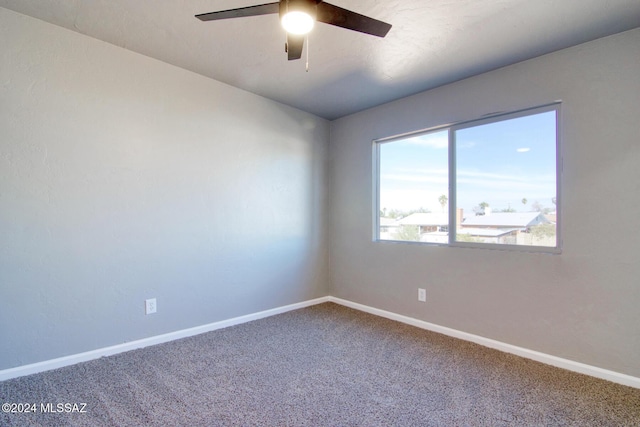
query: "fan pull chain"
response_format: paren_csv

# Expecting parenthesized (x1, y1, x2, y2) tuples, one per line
(305, 34, 309, 72)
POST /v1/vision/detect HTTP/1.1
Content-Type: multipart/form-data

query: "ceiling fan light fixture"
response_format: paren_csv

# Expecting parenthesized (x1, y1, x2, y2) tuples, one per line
(281, 10, 315, 35)
(196, 0, 392, 62)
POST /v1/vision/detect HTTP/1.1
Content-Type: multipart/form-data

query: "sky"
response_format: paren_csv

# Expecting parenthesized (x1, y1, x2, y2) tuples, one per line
(379, 110, 557, 215)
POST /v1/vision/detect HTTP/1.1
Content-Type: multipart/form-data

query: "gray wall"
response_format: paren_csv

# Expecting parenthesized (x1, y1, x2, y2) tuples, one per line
(2, 5, 639, 380)
(329, 29, 640, 377)
(0, 8, 329, 370)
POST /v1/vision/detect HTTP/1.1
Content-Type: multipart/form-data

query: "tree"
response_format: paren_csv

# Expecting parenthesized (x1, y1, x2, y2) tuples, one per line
(456, 234, 482, 243)
(393, 225, 420, 242)
(396, 207, 431, 219)
(532, 200, 543, 212)
(522, 198, 528, 208)
(386, 209, 403, 219)
(474, 201, 490, 215)
(438, 194, 448, 213)
(531, 224, 556, 240)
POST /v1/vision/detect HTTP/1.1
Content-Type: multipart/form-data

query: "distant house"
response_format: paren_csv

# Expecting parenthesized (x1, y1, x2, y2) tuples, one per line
(545, 212, 557, 224)
(397, 213, 449, 233)
(460, 211, 553, 245)
(381, 211, 552, 245)
(379, 217, 400, 239)
(395, 213, 449, 243)
(457, 227, 521, 244)
(461, 212, 550, 229)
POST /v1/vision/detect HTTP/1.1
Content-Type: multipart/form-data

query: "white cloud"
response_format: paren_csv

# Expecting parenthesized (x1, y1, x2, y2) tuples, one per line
(458, 141, 477, 149)
(382, 174, 448, 184)
(380, 166, 556, 212)
(391, 167, 448, 175)
(457, 170, 528, 182)
(457, 172, 555, 192)
(517, 147, 531, 153)
(404, 133, 448, 149)
(379, 189, 444, 212)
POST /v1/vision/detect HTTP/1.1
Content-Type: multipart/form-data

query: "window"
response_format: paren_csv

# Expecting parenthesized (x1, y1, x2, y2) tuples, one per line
(375, 103, 560, 252)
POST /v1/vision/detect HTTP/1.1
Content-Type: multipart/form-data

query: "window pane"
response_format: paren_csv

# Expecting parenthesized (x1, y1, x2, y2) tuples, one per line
(454, 110, 557, 247)
(378, 130, 449, 242)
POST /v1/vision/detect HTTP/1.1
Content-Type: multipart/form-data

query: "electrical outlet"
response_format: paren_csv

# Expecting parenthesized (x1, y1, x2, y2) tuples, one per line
(145, 298, 157, 315)
(418, 288, 426, 302)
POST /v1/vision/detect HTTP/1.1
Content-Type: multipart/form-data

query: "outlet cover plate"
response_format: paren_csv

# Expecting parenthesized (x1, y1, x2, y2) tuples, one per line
(145, 298, 157, 314)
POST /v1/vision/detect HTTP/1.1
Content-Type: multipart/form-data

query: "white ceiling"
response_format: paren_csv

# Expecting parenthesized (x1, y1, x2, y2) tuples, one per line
(2, 0, 639, 120)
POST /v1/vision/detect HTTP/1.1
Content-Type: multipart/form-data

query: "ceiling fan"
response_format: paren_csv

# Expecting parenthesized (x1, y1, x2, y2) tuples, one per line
(195, 0, 392, 61)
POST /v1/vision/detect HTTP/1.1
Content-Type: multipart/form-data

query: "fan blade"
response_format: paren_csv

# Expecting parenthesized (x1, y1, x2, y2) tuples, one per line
(196, 2, 279, 21)
(316, 2, 391, 37)
(286, 34, 304, 60)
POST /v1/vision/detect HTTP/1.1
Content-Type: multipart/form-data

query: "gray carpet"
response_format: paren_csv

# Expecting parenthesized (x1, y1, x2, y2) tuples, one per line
(1, 302, 639, 426)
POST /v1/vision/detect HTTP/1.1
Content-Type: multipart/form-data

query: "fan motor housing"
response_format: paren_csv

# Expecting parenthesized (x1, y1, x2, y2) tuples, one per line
(279, 0, 318, 20)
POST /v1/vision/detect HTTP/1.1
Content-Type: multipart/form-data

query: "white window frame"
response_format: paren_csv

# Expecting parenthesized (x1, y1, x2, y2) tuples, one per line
(373, 102, 562, 254)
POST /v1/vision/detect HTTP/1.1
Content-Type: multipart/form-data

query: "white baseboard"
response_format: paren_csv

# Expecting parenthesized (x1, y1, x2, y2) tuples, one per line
(0, 296, 330, 382)
(328, 296, 640, 389)
(3, 295, 639, 390)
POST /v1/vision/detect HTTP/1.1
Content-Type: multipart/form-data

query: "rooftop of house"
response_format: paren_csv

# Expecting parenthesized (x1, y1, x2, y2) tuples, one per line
(457, 228, 520, 237)
(380, 217, 400, 227)
(397, 213, 449, 226)
(462, 212, 549, 228)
